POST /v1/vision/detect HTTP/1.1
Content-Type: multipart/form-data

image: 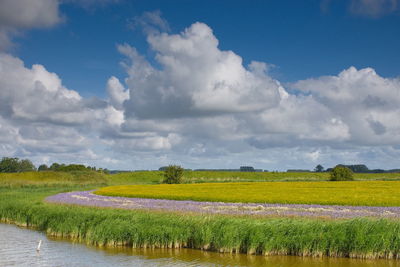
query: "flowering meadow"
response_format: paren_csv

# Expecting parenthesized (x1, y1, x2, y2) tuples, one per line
(95, 181, 400, 207)
(47, 190, 400, 219)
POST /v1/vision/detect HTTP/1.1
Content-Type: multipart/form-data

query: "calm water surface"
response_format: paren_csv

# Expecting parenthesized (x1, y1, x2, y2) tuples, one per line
(1, 223, 399, 267)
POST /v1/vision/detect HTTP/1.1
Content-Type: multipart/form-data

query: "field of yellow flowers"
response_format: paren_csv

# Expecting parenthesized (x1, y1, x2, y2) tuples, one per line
(95, 181, 400, 206)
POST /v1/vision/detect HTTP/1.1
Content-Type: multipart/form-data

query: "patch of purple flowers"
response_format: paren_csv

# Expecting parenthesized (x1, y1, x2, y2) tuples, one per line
(45, 190, 400, 219)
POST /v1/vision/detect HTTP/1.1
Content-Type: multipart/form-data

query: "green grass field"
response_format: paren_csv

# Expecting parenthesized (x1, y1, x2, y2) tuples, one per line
(95, 180, 400, 206)
(0, 171, 107, 187)
(2, 170, 399, 188)
(107, 170, 400, 185)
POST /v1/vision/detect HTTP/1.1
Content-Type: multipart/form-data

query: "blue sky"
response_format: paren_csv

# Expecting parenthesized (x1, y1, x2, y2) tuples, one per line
(1, 0, 400, 170)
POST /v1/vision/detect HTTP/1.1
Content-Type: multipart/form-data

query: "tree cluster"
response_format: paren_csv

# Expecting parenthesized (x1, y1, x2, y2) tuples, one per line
(0, 156, 109, 174)
(0, 157, 36, 173)
(38, 163, 109, 173)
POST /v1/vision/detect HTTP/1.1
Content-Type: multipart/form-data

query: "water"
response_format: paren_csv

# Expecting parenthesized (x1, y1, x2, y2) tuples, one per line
(0, 223, 399, 267)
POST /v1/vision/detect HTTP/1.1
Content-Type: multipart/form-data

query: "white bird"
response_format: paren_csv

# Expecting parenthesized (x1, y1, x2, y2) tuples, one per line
(36, 240, 42, 252)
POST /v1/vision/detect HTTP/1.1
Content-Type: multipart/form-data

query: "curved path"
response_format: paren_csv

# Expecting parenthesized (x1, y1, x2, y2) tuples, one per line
(45, 190, 400, 219)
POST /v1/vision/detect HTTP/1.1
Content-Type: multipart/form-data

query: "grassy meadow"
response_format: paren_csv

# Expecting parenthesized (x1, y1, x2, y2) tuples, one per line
(95, 181, 400, 206)
(1, 170, 400, 258)
(107, 170, 400, 185)
(0, 171, 107, 187)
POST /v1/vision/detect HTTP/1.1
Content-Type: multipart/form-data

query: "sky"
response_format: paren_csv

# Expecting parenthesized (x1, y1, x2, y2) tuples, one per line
(0, 0, 400, 171)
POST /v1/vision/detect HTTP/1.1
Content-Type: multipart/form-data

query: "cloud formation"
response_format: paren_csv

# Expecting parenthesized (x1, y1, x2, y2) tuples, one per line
(102, 21, 400, 169)
(0, 0, 62, 50)
(0, 52, 124, 167)
(119, 23, 281, 119)
(294, 67, 400, 146)
(1, 14, 400, 170)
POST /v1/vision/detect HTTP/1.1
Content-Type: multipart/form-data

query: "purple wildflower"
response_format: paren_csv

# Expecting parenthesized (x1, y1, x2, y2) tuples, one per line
(45, 190, 400, 219)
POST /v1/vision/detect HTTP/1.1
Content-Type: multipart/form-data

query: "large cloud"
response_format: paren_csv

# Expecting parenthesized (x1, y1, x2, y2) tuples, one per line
(118, 22, 281, 119)
(106, 22, 352, 155)
(0, 53, 108, 125)
(293, 67, 400, 146)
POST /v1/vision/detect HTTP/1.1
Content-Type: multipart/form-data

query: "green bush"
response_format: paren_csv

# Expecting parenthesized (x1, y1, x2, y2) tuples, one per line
(163, 165, 184, 184)
(330, 165, 354, 181)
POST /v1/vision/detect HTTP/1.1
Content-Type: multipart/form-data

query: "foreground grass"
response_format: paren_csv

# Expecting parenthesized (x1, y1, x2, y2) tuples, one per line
(1, 186, 400, 259)
(96, 181, 400, 206)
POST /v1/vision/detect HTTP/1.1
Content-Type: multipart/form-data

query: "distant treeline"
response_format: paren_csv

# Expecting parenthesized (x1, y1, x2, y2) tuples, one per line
(2, 156, 399, 174)
(0, 157, 109, 174)
(38, 163, 109, 174)
(327, 164, 400, 173)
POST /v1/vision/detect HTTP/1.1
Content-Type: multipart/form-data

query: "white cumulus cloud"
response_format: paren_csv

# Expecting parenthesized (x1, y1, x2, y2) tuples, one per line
(293, 66, 400, 146)
(120, 22, 281, 119)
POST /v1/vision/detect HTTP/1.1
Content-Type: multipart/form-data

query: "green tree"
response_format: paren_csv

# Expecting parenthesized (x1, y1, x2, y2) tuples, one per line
(19, 159, 36, 172)
(49, 163, 61, 171)
(314, 164, 324, 172)
(0, 157, 19, 172)
(38, 164, 49, 171)
(163, 165, 184, 184)
(330, 165, 354, 181)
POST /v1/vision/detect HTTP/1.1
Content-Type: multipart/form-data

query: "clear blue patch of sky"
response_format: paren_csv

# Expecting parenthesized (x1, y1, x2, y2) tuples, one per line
(13, 0, 400, 97)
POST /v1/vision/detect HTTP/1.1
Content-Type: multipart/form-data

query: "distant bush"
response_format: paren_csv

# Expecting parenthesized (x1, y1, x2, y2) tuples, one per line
(330, 165, 354, 181)
(57, 164, 89, 172)
(163, 165, 184, 184)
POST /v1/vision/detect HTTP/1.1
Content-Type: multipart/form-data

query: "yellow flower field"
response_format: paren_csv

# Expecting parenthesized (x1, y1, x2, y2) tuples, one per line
(95, 181, 400, 206)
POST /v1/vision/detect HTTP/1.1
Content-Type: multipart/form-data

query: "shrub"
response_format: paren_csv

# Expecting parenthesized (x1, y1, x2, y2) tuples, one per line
(163, 165, 184, 184)
(330, 165, 354, 181)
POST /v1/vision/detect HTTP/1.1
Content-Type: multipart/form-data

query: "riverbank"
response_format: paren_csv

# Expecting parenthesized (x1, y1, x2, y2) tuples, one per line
(3, 223, 398, 267)
(1, 186, 400, 259)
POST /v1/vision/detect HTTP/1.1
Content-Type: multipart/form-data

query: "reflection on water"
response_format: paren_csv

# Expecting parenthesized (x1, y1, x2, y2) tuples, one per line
(0, 223, 399, 267)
